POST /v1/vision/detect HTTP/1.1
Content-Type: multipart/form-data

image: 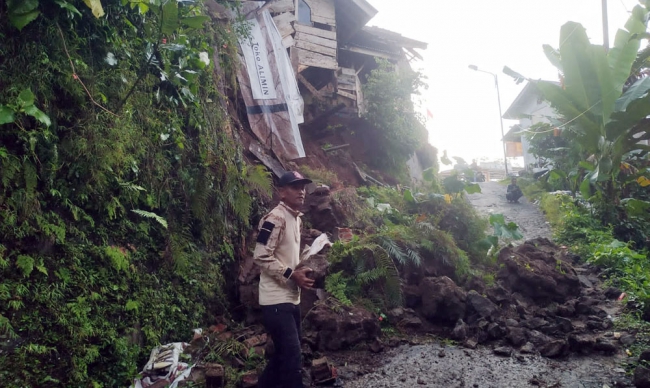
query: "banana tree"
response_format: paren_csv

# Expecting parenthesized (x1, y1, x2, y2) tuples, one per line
(510, 3, 650, 213)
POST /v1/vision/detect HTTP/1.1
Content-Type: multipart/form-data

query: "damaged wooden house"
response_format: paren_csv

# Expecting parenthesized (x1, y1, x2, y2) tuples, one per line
(235, 0, 431, 183)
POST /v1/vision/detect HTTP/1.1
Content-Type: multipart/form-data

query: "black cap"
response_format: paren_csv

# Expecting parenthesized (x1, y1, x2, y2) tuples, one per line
(278, 171, 312, 187)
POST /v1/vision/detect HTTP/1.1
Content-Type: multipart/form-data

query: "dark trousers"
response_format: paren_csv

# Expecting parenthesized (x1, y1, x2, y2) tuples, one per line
(507, 189, 523, 201)
(258, 303, 303, 388)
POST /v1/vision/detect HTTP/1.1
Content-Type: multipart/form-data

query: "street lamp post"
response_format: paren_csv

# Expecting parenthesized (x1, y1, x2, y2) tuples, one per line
(468, 65, 509, 176)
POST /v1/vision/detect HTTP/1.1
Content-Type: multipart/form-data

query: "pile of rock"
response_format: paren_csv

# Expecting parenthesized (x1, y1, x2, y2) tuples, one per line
(404, 238, 631, 359)
(634, 350, 650, 388)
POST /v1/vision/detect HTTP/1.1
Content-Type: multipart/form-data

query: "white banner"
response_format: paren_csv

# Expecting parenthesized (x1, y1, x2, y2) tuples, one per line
(240, 18, 277, 100)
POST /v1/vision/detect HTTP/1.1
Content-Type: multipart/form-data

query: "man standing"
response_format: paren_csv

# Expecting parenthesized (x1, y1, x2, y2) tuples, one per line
(254, 171, 315, 388)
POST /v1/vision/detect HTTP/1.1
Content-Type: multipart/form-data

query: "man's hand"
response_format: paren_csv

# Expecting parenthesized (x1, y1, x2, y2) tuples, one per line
(291, 267, 314, 289)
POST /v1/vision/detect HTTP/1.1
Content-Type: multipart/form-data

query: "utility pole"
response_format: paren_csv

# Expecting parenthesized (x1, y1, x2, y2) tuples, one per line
(494, 74, 509, 176)
(468, 65, 509, 176)
(602, 0, 610, 51)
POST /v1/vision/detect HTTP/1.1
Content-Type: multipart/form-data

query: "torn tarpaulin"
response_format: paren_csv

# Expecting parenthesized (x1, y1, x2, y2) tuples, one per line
(237, 5, 305, 160)
(131, 342, 193, 388)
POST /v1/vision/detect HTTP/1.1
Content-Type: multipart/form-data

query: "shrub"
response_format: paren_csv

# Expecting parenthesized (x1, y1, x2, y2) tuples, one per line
(361, 59, 428, 173)
(589, 240, 649, 312)
(542, 195, 649, 315)
(519, 179, 546, 201)
(300, 165, 340, 187)
(332, 188, 381, 230)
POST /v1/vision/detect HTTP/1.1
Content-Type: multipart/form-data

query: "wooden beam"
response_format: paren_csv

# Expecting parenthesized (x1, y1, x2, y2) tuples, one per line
(249, 143, 286, 178)
(356, 72, 365, 115)
(295, 40, 337, 57)
(294, 32, 337, 49)
(273, 12, 296, 38)
(337, 83, 356, 91)
(337, 74, 356, 83)
(245, 0, 279, 19)
(337, 90, 357, 101)
(353, 162, 385, 186)
(290, 45, 300, 74)
(323, 144, 350, 152)
(295, 48, 338, 70)
(297, 73, 325, 100)
(268, 0, 294, 13)
(405, 47, 424, 61)
(294, 24, 337, 40)
(312, 15, 336, 26)
(340, 45, 400, 60)
(304, 0, 335, 24)
(282, 35, 295, 48)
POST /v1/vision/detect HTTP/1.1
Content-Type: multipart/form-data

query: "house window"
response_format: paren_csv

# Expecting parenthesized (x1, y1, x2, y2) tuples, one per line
(297, 0, 311, 25)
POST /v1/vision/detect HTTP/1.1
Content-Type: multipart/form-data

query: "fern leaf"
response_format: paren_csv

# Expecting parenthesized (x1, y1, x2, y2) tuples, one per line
(378, 236, 408, 265)
(244, 164, 272, 198)
(131, 209, 168, 229)
(370, 246, 402, 307)
(119, 182, 146, 192)
(406, 248, 422, 267)
(16, 255, 34, 277)
(355, 267, 386, 286)
(325, 271, 352, 306)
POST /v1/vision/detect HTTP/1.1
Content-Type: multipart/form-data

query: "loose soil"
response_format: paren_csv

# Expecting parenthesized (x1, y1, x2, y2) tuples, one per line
(338, 182, 634, 388)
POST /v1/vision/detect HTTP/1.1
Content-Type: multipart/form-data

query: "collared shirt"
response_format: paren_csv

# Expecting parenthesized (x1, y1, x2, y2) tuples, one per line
(253, 202, 303, 306)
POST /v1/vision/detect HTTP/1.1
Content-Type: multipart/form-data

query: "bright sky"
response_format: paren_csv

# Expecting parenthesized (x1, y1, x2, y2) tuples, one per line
(366, 0, 641, 164)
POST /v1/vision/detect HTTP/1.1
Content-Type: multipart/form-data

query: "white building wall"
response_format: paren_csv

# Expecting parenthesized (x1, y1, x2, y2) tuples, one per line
(514, 98, 556, 170)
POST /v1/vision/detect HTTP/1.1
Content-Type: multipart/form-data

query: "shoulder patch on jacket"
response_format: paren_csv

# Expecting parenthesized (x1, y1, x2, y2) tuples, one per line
(256, 221, 275, 245)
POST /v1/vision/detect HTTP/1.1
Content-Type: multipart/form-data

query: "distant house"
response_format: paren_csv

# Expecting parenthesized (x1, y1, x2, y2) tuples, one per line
(237, 0, 431, 182)
(268, 0, 430, 181)
(502, 81, 558, 171)
(268, 0, 427, 118)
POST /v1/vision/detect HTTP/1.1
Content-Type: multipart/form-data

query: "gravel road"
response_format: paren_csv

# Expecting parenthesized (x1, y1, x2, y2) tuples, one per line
(466, 181, 552, 241)
(339, 341, 631, 388)
(338, 182, 634, 388)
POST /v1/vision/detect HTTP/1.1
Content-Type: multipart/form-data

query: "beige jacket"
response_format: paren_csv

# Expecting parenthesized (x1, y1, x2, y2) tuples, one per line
(253, 202, 303, 306)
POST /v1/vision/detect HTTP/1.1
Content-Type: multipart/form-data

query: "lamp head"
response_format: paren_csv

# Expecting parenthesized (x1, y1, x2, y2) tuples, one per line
(468, 64, 478, 71)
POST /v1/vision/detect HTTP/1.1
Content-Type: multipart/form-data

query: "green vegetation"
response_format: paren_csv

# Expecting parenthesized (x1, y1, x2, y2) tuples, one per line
(539, 196, 649, 314)
(324, 184, 490, 310)
(300, 165, 340, 187)
(508, 2, 650, 322)
(484, 214, 524, 251)
(362, 58, 429, 174)
(508, 2, 650, 247)
(0, 1, 271, 386)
